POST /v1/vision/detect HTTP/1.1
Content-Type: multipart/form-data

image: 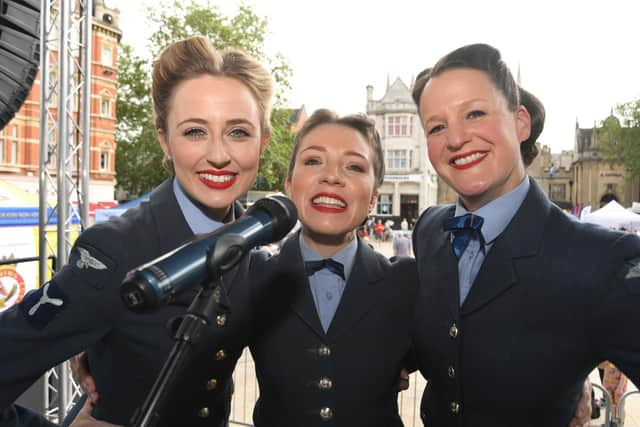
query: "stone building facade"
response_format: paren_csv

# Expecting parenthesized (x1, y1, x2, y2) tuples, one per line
(0, 0, 121, 202)
(366, 77, 438, 226)
(572, 122, 640, 209)
(527, 145, 574, 209)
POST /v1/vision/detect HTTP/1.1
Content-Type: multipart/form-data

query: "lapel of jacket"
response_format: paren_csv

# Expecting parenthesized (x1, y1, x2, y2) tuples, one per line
(280, 233, 327, 338)
(430, 206, 462, 319)
(149, 179, 194, 254)
(326, 239, 388, 341)
(460, 178, 550, 315)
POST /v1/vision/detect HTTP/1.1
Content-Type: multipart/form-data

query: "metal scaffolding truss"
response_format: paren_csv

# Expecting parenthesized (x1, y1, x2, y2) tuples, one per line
(38, 0, 92, 421)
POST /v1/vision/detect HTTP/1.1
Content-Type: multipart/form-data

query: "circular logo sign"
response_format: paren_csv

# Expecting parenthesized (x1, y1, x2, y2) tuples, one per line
(0, 267, 26, 311)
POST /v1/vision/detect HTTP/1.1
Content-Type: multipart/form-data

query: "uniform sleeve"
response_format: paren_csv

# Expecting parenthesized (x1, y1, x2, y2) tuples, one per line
(0, 404, 57, 427)
(595, 232, 640, 389)
(0, 225, 129, 408)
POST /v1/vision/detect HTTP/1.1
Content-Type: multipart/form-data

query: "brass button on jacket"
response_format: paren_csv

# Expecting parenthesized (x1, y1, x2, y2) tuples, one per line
(318, 377, 333, 390)
(449, 323, 459, 338)
(198, 407, 210, 418)
(214, 349, 226, 361)
(447, 366, 456, 378)
(318, 345, 331, 357)
(206, 378, 217, 390)
(319, 407, 333, 420)
(450, 401, 460, 414)
(215, 314, 226, 326)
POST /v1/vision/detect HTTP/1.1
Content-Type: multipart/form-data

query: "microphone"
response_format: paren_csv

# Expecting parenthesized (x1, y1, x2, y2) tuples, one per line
(120, 195, 297, 312)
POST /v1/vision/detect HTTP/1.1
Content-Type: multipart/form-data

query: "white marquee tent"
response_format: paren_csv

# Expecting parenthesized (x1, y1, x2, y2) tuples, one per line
(581, 200, 640, 229)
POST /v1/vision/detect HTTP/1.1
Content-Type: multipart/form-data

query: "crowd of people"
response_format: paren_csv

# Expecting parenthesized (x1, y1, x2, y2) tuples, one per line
(2, 36, 640, 427)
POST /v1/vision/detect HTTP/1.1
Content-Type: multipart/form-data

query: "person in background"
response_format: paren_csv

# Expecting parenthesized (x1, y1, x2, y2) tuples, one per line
(392, 232, 413, 258)
(599, 361, 629, 425)
(0, 35, 273, 426)
(410, 42, 640, 426)
(374, 218, 385, 241)
(366, 216, 376, 237)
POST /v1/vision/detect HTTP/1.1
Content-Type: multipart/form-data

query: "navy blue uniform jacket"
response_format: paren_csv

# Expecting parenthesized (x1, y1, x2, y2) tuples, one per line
(412, 178, 640, 426)
(207, 233, 418, 427)
(0, 179, 245, 426)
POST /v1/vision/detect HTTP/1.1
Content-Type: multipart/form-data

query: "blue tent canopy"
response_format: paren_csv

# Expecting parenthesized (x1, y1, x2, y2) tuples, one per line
(94, 193, 151, 223)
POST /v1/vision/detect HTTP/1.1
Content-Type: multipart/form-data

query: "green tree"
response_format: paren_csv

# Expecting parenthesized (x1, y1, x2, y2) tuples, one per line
(114, 45, 163, 197)
(599, 98, 640, 178)
(115, 0, 294, 198)
(253, 108, 296, 190)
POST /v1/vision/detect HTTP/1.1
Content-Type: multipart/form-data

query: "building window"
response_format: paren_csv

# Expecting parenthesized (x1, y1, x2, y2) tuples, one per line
(377, 194, 392, 215)
(0, 138, 5, 163)
(101, 46, 112, 67)
(386, 115, 413, 137)
(99, 151, 109, 171)
(101, 96, 111, 117)
(387, 149, 408, 170)
(549, 183, 566, 201)
(99, 142, 112, 171)
(11, 140, 18, 164)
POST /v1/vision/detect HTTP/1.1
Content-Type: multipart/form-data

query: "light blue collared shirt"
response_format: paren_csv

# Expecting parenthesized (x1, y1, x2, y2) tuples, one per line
(454, 177, 530, 305)
(173, 178, 232, 234)
(299, 233, 357, 332)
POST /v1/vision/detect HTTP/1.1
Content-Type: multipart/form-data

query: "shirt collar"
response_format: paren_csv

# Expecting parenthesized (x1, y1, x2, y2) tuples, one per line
(298, 232, 358, 280)
(173, 178, 234, 235)
(454, 176, 530, 244)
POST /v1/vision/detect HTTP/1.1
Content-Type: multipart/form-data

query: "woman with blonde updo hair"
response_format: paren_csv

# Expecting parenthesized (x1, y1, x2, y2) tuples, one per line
(0, 35, 274, 427)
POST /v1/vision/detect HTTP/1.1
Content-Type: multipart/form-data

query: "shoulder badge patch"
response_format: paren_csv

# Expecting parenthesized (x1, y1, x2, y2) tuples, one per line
(19, 279, 68, 329)
(77, 247, 108, 270)
(68, 242, 117, 289)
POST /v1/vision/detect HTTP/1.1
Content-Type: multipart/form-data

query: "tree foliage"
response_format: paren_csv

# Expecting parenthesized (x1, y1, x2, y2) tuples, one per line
(253, 108, 296, 190)
(115, 0, 294, 198)
(599, 98, 640, 178)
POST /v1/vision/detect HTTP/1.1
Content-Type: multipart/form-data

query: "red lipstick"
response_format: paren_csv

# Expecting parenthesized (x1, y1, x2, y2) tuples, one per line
(449, 151, 488, 170)
(311, 192, 347, 213)
(197, 170, 238, 190)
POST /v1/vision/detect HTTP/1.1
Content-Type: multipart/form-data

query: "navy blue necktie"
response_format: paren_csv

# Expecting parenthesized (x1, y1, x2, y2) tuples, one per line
(443, 213, 485, 259)
(304, 259, 345, 280)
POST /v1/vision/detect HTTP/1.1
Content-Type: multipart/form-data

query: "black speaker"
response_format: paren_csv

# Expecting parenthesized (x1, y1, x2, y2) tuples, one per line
(0, 0, 41, 130)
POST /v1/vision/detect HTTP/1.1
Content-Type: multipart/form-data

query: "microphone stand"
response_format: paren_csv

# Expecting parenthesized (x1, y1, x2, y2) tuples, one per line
(128, 234, 248, 427)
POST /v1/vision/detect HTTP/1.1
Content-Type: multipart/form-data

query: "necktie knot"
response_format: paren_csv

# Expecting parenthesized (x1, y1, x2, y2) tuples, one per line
(305, 259, 345, 280)
(443, 213, 485, 259)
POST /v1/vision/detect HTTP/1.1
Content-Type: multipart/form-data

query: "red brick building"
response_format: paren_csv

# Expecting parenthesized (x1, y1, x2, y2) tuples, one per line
(0, 0, 121, 203)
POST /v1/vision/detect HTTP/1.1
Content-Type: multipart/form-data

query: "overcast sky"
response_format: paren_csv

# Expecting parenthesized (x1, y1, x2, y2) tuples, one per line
(110, 0, 640, 153)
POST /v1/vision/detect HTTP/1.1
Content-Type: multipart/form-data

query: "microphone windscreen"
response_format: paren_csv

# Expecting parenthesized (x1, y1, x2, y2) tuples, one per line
(249, 195, 298, 241)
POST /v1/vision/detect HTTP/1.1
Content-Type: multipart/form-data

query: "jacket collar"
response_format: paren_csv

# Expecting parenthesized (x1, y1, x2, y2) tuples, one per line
(461, 177, 551, 315)
(281, 231, 389, 340)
